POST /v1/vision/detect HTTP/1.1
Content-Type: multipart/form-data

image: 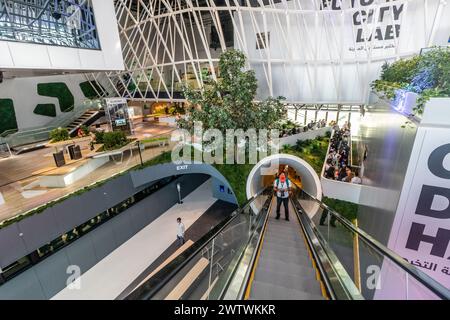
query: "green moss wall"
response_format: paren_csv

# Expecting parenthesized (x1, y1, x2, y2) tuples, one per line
(37, 83, 75, 112)
(79, 81, 105, 99)
(33, 104, 57, 117)
(0, 99, 18, 135)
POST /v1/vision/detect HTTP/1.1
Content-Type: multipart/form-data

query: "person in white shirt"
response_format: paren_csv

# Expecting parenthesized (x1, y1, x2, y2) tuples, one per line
(351, 172, 362, 184)
(176, 217, 185, 246)
(273, 173, 291, 221)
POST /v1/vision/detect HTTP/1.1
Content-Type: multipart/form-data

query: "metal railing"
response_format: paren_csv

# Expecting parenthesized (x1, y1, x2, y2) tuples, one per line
(295, 188, 450, 300)
(125, 187, 272, 300)
(124, 182, 450, 300)
(0, 100, 102, 147)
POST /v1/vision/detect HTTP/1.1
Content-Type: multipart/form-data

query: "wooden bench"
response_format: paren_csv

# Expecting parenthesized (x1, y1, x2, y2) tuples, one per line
(134, 240, 194, 290)
(165, 257, 209, 300)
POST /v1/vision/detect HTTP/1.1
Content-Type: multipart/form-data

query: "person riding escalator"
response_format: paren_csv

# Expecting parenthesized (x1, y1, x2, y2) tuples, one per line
(273, 173, 291, 221)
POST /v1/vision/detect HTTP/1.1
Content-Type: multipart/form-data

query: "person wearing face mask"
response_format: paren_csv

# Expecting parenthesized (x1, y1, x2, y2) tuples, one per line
(273, 173, 291, 221)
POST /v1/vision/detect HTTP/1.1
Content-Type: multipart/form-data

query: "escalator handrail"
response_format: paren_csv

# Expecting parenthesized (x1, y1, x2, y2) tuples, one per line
(236, 195, 274, 300)
(124, 187, 271, 300)
(290, 194, 364, 300)
(299, 189, 450, 300)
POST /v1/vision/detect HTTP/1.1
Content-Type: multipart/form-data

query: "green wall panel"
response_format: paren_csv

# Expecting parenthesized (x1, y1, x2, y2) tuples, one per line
(0, 99, 18, 135)
(37, 83, 74, 113)
(34, 104, 57, 117)
(79, 81, 105, 99)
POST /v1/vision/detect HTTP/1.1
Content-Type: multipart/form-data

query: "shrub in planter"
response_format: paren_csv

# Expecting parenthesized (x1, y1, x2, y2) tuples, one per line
(50, 128, 69, 142)
(79, 125, 90, 136)
(94, 130, 105, 144)
(311, 142, 321, 153)
(322, 197, 358, 221)
(102, 131, 128, 150)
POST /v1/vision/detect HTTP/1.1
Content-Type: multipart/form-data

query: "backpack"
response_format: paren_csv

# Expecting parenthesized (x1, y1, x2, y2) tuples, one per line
(275, 178, 290, 189)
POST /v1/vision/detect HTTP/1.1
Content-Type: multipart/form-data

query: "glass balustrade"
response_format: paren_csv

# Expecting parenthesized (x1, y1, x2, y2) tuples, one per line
(292, 188, 450, 300)
(127, 189, 272, 300)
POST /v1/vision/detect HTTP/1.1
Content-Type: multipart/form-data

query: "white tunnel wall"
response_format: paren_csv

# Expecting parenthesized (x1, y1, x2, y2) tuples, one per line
(246, 154, 323, 217)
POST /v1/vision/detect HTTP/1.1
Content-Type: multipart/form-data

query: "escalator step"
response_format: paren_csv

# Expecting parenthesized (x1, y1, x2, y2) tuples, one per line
(256, 256, 316, 275)
(253, 269, 322, 296)
(264, 236, 307, 249)
(249, 280, 324, 300)
(256, 258, 315, 275)
(264, 229, 307, 243)
(259, 250, 312, 267)
(261, 242, 309, 256)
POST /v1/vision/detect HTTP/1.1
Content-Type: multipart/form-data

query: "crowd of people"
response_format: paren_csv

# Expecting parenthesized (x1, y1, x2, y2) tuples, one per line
(323, 121, 362, 184)
(279, 119, 328, 138)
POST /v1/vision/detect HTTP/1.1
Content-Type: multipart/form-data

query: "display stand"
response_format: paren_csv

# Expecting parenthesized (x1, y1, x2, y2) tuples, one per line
(105, 98, 134, 135)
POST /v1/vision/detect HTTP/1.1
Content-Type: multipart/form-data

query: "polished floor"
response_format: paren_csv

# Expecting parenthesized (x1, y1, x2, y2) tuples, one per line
(51, 179, 216, 300)
(118, 199, 238, 299)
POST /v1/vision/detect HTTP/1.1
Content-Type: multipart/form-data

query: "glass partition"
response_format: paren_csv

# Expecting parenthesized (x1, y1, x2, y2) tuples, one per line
(128, 190, 271, 300)
(292, 188, 449, 300)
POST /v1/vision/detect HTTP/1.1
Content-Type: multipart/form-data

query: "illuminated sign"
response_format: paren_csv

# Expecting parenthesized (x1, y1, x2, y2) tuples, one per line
(115, 119, 126, 126)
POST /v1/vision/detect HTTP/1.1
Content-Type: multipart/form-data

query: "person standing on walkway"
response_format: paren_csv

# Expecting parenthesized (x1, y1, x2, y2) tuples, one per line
(176, 217, 185, 246)
(274, 173, 291, 221)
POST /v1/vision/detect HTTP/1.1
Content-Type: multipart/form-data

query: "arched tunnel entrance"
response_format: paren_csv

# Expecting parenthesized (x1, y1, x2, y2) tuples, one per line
(246, 154, 322, 217)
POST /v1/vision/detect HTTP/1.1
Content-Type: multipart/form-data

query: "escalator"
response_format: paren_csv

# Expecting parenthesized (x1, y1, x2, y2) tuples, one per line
(246, 197, 323, 299)
(125, 186, 450, 301)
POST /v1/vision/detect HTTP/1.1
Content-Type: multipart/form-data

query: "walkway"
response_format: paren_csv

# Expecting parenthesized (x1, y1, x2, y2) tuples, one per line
(118, 199, 238, 299)
(0, 123, 175, 223)
(51, 179, 216, 300)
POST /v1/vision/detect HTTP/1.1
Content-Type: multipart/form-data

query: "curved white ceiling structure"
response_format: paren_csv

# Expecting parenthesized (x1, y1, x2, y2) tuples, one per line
(89, 0, 450, 104)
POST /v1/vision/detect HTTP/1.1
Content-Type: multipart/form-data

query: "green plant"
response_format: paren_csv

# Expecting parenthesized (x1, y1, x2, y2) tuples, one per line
(414, 87, 444, 115)
(179, 49, 286, 133)
(371, 79, 404, 100)
(310, 142, 321, 154)
(322, 196, 358, 221)
(94, 130, 105, 144)
(380, 56, 421, 84)
(284, 136, 330, 175)
(372, 48, 450, 114)
(50, 128, 69, 142)
(102, 131, 128, 150)
(78, 125, 90, 136)
(140, 137, 169, 144)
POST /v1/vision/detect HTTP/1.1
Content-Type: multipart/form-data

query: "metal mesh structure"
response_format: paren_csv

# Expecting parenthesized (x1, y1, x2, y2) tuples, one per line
(0, 0, 100, 49)
(87, 0, 448, 103)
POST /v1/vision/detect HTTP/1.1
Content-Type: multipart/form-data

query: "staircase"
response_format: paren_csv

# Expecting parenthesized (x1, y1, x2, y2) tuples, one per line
(66, 109, 103, 135)
(1, 101, 103, 148)
(248, 199, 324, 300)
